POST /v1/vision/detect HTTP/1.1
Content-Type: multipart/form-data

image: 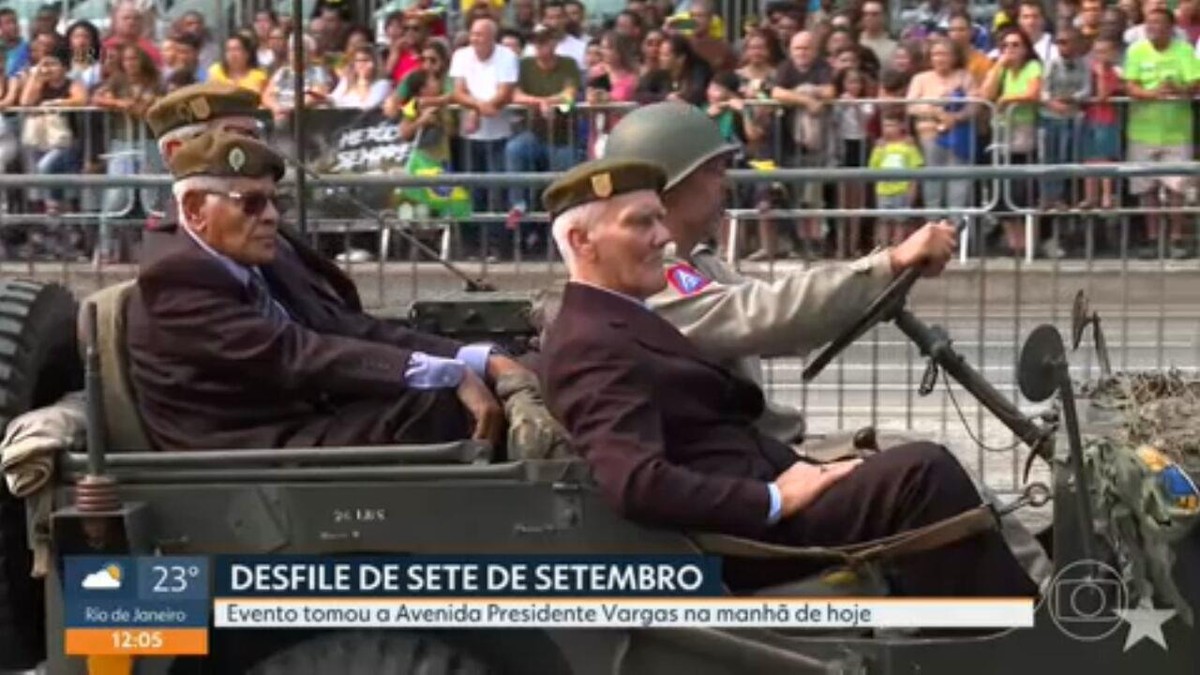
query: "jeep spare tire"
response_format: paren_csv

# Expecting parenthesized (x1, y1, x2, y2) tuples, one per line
(0, 278, 82, 669)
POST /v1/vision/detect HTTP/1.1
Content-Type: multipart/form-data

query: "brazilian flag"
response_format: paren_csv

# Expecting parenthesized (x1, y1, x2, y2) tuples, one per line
(396, 148, 472, 219)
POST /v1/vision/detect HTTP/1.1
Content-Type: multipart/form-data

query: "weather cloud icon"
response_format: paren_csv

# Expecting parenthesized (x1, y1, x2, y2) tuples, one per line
(81, 563, 123, 590)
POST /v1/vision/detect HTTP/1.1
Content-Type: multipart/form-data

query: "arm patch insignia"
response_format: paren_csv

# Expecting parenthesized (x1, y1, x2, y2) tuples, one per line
(666, 263, 711, 296)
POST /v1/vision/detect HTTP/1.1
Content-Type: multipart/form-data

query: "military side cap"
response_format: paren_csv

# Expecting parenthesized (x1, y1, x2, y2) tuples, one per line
(145, 81, 261, 138)
(541, 158, 667, 218)
(168, 130, 285, 181)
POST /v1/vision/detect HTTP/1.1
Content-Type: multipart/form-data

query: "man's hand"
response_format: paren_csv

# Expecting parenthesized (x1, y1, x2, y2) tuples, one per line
(888, 220, 957, 277)
(457, 369, 504, 445)
(485, 354, 528, 382)
(776, 459, 862, 519)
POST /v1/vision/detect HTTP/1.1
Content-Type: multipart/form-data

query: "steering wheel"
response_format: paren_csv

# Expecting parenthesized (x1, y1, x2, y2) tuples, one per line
(801, 266, 923, 382)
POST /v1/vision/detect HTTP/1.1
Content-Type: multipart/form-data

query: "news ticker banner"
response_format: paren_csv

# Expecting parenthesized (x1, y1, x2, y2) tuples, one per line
(64, 555, 1034, 656)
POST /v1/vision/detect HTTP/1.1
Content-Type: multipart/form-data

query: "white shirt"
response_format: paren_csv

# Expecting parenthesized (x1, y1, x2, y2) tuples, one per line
(329, 79, 392, 109)
(449, 43, 519, 141)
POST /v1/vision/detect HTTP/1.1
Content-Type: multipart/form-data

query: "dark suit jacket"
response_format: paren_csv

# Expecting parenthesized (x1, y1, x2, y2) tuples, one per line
(127, 228, 463, 450)
(539, 282, 799, 540)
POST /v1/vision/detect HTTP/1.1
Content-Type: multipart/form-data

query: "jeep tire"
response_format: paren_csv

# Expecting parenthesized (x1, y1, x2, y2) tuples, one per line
(248, 632, 495, 675)
(0, 278, 82, 669)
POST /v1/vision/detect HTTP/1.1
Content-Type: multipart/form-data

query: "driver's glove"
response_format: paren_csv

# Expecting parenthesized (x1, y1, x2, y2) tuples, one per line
(494, 370, 573, 460)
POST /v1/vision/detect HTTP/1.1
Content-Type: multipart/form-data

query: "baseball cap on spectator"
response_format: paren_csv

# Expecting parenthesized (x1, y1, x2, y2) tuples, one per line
(145, 81, 261, 138)
(530, 24, 557, 43)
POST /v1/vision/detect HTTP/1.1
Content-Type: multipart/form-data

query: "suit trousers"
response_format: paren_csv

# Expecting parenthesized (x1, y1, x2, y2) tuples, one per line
(311, 388, 472, 447)
(725, 442, 1038, 597)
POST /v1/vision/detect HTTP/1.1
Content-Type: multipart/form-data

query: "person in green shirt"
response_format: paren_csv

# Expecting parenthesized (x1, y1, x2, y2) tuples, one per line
(1122, 8, 1199, 258)
(504, 25, 582, 240)
(977, 26, 1043, 257)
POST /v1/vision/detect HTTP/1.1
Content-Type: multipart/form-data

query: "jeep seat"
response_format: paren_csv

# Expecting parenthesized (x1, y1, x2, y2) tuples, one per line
(78, 281, 153, 452)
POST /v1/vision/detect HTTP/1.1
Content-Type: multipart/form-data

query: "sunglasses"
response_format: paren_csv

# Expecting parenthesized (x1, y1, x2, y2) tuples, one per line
(1002, 41, 1023, 49)
(207, 190, 290, 217)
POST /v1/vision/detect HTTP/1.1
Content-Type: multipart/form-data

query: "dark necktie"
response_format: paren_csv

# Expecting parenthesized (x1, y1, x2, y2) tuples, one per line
(247, 271, 290, 325)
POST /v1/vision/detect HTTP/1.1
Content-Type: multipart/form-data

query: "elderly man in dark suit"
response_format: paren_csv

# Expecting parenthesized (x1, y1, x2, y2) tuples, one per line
(537, 157, 1038, 597)
(126, 130, 524, 451)
(143, 81, 362, 311)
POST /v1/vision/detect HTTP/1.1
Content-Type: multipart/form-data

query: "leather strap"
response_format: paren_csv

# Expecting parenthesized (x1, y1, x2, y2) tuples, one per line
(689, 505, 999, 566)
(841, 505, 998, 565)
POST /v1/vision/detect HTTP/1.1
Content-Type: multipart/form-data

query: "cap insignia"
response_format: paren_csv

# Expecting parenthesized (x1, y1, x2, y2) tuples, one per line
(591, 172, 613, 198)
(228, 146, 247, 173)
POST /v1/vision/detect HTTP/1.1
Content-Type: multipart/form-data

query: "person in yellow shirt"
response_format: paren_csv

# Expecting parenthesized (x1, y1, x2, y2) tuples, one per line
(207, 34, 269, 94)
(869, 112, 925, 246)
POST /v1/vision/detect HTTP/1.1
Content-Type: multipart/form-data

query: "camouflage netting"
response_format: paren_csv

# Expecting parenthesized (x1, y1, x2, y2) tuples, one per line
(1079, 369, 1200, 624)
(1082, 369, 1200, 472)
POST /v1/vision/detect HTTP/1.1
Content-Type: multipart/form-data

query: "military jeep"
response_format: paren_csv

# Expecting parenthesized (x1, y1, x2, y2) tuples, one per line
(0, 273, 1197, 675)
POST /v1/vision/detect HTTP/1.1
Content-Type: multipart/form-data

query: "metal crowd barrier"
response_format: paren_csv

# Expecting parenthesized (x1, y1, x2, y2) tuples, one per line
(1, 163, 1199, 496)
(234, 95, 1194, 265)
(0, 106, 154, 263)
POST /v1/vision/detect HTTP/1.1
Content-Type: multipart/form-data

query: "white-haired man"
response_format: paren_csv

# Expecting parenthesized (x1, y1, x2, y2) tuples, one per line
(538, 157, 1038, 598)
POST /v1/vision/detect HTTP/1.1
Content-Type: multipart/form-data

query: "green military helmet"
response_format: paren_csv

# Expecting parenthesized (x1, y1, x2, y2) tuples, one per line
(602, 102, 739, 191)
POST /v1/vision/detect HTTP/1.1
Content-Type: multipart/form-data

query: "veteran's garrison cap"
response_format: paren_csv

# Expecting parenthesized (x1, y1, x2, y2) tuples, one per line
(145, 81, 261, 138)
(167, 130, 285, 182)
(541, 158, 667, 218)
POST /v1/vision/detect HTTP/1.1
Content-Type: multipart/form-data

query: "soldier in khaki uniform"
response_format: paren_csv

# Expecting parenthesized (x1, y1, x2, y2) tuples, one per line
(600, 102, 1051, 589)
(602, 102, 957, 446)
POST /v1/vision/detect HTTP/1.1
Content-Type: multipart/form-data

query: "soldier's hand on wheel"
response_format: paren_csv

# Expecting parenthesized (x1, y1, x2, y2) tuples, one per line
(776, 459, 862, 518)
(457, 369, 505, 446)
(889, 220, 957, 277)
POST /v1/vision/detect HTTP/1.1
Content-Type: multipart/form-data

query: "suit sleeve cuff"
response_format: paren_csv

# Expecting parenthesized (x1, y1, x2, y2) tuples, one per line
(404, 352, 466, 389)
(766, 483, 783, 526)
(455, 343, 495, 379)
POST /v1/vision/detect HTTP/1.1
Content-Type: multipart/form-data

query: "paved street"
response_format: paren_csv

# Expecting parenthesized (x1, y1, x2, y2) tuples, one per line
(6, 256, 1197, 503)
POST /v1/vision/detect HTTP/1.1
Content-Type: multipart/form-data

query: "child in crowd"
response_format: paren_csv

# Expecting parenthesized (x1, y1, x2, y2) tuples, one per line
(1081, 34, 1122, 210)
(833, 67, 875, 257)
(705, 70, 748, 148)
(869, 111, 924, 246)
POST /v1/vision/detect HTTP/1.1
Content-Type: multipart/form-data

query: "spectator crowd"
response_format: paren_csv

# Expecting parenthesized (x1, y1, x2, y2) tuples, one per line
(0, 0, 1197, 262)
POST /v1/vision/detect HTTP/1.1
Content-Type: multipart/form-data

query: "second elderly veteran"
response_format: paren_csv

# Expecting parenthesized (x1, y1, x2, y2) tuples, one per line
(600, 102, 959, 446)
(125, 130, 532, 451)
(599, 103, 1051, 588)
(537, 158, 1037, 597)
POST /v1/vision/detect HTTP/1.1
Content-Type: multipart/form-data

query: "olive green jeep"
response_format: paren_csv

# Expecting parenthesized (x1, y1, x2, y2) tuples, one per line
(0, 274, 1196, 675)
